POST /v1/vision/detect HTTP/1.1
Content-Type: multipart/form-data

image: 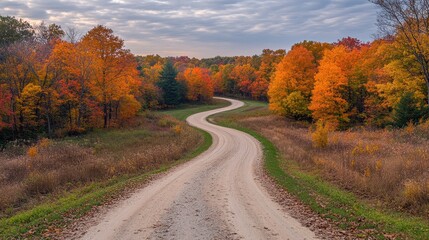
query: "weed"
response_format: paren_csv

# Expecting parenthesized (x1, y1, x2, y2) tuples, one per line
(27, 146, 38, 158)
(173, 125, 183, 134)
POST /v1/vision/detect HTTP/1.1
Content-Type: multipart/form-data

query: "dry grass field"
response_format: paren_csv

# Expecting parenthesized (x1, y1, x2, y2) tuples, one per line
(0, 113, 201, 216)
(241, 115, 429, 218)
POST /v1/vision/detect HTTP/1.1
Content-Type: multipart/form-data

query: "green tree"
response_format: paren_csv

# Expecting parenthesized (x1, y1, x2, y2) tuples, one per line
(394, 92, 427, 127)
(0, 16, 34, 46)
(36, 22, 65, 43)
(157, 61, 183, 106)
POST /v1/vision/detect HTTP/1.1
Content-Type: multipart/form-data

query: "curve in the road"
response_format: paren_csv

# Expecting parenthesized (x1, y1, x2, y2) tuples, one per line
(80, 97, 316, 240)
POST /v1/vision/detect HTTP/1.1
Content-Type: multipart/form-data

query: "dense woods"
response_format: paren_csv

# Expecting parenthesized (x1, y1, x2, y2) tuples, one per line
(2, 2, 429, 145)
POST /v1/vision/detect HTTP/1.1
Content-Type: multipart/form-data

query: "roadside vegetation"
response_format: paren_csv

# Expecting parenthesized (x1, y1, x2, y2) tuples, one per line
(0, 113, 202, 238)
(0, 98, 228, 239)
(213, 100, 429, 239)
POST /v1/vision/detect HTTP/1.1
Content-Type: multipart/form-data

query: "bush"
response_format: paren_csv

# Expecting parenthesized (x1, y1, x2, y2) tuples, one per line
(283, 91, 311, 120)
(173, 125, 183, 134)
(403, 180, 427, 205)
(311, 121, 330, 148)
(157, 117, 175, 127)
(67, 127, 87, 136)
(27, 146, 38, 158)
(0, 184, 24, 210)
(25, 172, 57, 195)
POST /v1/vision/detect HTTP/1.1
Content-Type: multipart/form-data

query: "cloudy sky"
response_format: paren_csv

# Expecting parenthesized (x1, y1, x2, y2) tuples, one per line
(1, 0, 378, 58)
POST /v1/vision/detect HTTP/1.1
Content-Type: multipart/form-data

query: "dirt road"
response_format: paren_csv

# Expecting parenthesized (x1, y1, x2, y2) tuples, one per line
(80, 98, 316, 240)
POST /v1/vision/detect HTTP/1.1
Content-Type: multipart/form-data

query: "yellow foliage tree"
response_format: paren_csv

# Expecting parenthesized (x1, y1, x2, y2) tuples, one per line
(268, 46, 316, 118)
(118, 94, 141, 120)
(18, 83, 42, 127)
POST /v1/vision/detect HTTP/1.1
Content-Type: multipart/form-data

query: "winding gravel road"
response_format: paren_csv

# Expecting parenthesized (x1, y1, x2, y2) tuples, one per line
(80, 98, 316, 240)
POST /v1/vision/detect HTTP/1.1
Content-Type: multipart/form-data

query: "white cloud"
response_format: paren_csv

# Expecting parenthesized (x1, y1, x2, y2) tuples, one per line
(1, 0, 378, 57)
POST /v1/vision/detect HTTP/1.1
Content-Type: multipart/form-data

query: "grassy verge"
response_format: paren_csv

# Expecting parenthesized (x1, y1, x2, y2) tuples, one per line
(0, 100, 227, 239)
(213, 100, 429, 240)
(0, 131, 211, 239)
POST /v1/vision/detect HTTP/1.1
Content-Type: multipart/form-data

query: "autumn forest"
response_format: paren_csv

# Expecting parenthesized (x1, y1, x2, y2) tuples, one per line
(2, 0, 429, 238)
(1, 11, 429, 148)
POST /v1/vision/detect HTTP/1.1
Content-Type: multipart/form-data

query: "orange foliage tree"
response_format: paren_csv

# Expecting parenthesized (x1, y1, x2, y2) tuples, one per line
(212, 64, 234, 95)
(81, 25, 140, 128)
(49, 40, 96, 129)
(309, 46, 351, 126)
(230, 64, 258, 98)
(268, 46, 316, 119)
(251, 49, 286, 100)
(183, 67, 214, 102)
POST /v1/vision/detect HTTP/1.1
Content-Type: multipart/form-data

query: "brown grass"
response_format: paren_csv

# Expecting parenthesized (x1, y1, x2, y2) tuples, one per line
(240, 115, 429, 218)
(0, 114, 201, 216)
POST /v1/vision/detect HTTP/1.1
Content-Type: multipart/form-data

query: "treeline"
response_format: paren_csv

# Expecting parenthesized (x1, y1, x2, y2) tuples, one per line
(3, 0, 429, 142)
(0, 16, 216, 144)
(147, 36, 429, 129)
(0, 17, 140, 142)
(268, 37, 429, 129)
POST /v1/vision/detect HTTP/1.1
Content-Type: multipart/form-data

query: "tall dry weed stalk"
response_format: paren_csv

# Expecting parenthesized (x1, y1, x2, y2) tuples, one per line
(0, 115, 201, 216)
(241, 115, 429, 216)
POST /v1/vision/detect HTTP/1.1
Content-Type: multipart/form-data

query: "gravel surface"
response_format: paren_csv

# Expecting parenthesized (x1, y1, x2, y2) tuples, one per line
(66, 98, 319, 240)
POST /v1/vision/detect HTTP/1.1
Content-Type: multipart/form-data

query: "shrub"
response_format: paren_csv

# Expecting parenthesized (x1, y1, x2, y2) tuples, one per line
(311, 121, 330, 148)
(25, 172, 57, 195)
(27, 146, 38, 158)
(157, 118, 175, 127)
(173, 125, 183, 134)
(283, 91, 311, 120)
(67, 127, 87, 136)
(0, 184, 24, 210)
(403, 180, 426, 204)
(38, 138, 51, 148)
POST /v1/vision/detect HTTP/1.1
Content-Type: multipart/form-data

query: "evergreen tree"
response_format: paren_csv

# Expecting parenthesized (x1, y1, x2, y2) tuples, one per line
(393, 92, 424, 127)
(157, 61, 182, 106)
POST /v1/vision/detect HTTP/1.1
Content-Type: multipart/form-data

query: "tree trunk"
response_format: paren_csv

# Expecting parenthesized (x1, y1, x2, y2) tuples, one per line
(46, 113, 52, 138)
(46, 94, 52, 137)
(421, 60, 429, 105)
(69, 103, 73, 129)
(108, 102, 112, 127)
(77, 77, 85, 128)
(11, 98, 17, 139)
(103, 103, 108, 128)
(426, 79, 429, 105)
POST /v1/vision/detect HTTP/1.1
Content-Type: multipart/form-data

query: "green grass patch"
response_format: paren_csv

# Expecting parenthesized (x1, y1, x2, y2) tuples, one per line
(213, 100, 429, 240)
